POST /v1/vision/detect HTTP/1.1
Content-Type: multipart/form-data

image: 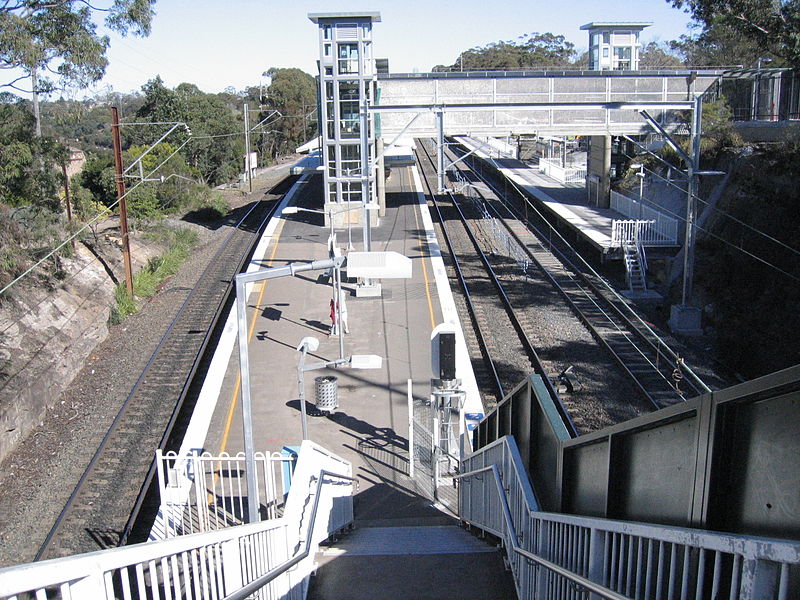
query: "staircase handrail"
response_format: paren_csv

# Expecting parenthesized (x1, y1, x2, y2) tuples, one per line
(0, 442, 355, 600)
(457, 436, 800, 600)
(456, 462, 631, 600)
(223, 470, 357, 600)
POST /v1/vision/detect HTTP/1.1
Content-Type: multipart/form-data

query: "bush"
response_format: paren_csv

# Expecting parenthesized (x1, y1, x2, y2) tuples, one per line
(111, 225, 199, 322)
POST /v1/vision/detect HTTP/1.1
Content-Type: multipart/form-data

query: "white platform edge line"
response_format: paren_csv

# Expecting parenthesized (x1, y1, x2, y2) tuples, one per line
(410, 165, 484, 423)
(148, 174, 311, 541)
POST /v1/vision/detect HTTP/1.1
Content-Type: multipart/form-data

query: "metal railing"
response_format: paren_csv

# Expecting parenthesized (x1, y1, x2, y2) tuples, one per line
(610, 190, 679, 244)
(458, 436, 800, 600)
(153, 450, 295, 539)
(538, 158, 587, 184)
(610, 219, 660, 248)
(0, 441, 354, 600)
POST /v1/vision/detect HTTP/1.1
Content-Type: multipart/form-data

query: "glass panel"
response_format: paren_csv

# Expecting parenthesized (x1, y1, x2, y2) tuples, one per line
(339, 81, 359, 100)
(340, 144, 361, 176)
(338, 43, 359, 74)
(614, 47, 632, 60)
(327, 146, 336, 177)
(323, 25, 331, 40)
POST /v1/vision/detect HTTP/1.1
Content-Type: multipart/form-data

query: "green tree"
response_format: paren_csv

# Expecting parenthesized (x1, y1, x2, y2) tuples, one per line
(256, 68, 317, 159)
(667, 0, 799, 67)
(132, 78, 244, 186)
(77, 152, 116, 207)
(639, 41, 685, 68)
(0, 93, 65, 209)
(669, 20, 779, 67)
(0, 1, 156, 90)
(435, 32, 579, 71)
(0, 0, 157, 134)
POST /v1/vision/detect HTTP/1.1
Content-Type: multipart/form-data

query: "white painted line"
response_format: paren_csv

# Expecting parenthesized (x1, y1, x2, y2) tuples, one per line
(411, 165, 484, 422)
(176, 174, 312, 459)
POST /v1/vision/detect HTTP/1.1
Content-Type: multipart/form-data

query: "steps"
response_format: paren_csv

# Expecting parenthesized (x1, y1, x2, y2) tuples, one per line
(623, 242, 647, 292)
(307, 523, 517, 600)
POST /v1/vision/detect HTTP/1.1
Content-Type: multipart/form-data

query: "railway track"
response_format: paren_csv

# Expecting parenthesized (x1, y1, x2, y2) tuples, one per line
(36, 183, 290, 560)
(446, 141, 711, 407)
(418, 137, 709, 422)
(415, 140, 577, 434)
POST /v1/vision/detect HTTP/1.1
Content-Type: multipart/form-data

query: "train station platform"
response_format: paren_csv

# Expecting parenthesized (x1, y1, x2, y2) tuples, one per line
(162, 164, 512, 596)
(456, 136, 622, 254)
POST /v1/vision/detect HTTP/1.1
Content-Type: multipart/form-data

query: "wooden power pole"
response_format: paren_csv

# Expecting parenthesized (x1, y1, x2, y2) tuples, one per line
(111, 107, 134, 295)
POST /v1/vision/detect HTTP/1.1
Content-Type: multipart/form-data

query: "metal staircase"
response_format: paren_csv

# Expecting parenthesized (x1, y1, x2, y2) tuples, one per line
(623, 241, 647, 293)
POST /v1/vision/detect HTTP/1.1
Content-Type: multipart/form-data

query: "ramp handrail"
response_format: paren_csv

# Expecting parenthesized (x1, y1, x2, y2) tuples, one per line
(457, 436, 800, 600)
(0, 441, 355, 600)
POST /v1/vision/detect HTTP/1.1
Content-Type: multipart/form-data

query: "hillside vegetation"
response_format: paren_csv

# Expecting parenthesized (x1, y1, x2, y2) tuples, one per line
(694, 142, 800, 378)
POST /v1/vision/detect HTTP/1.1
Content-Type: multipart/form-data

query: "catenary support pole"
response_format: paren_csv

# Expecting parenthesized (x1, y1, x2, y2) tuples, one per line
(681, 96, 703, 306)
(244, 103, 253, 193)
(111, 107, 134, 295)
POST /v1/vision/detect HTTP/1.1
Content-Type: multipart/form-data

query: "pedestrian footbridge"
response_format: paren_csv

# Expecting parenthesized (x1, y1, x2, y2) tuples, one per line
(375, 69, 725, 137)
(2, 367, 798, 600)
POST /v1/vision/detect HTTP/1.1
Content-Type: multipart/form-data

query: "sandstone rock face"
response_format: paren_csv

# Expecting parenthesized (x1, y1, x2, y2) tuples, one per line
(0, 230, 166, 464)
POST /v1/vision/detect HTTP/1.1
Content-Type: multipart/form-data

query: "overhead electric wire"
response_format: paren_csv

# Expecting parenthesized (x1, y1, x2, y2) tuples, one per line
(619, 146, 800, 259)
(0, 140, 190, 297)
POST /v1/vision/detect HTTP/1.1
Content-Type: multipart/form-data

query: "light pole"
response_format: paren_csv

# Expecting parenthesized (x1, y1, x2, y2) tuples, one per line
(630, 163, 645, 220)
(295, 337, 382, 440)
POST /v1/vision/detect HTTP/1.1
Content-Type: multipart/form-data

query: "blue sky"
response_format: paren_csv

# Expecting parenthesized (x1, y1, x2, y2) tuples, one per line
(89, 0, 695, 96)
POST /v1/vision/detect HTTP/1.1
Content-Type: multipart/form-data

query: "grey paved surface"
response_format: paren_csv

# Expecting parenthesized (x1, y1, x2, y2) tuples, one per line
(202, 168, 517, 597)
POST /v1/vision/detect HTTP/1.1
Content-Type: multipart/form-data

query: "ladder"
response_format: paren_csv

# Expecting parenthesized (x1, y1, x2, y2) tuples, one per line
(623, 241, 647, 293)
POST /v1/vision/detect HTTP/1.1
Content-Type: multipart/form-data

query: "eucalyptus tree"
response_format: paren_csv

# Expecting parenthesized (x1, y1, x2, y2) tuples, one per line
(0, 0, 157, 134)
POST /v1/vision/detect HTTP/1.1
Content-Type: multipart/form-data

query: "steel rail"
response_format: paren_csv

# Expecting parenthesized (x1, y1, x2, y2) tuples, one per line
(417, 139, 577, 436)
(119, 198, 283, 546)
(36, 193, 282, 561)
(414, 143, 505, 402)
(450, 142, 711, 403)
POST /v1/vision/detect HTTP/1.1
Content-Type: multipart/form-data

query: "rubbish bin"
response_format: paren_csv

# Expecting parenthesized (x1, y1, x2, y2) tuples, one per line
(314, 375, 338, 412)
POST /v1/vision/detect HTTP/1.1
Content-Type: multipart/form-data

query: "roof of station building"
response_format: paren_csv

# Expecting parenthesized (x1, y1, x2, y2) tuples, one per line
(580, 22, 653, 30)
(308, 12, 381, 23)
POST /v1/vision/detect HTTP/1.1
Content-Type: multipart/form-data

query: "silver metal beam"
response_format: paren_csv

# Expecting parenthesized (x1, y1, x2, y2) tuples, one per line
(369, 101, 694, 114)
(638, 109, 692, 165)
(234, 256, 345, 523)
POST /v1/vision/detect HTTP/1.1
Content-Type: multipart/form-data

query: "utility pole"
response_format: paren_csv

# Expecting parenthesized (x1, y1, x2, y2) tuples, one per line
(111, 107, 134, 295)
(61, 158, 76, 251)
(244, 103, 253, 193)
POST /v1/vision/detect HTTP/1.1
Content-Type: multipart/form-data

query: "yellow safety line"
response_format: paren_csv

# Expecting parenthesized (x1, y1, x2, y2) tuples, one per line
(217, 219, 285, 455)
(411, 166, 438, 331)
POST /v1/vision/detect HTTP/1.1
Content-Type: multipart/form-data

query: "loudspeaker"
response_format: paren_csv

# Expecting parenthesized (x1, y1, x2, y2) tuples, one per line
(439, 332, 456, 381)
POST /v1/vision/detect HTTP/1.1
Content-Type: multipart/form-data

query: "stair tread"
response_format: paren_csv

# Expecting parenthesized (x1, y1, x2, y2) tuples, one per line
(319, 525, 495, 556)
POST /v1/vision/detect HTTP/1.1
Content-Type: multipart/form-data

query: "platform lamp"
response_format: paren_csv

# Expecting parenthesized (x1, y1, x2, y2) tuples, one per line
(630, 163, 645, 220)
(295, 336, 382, 440)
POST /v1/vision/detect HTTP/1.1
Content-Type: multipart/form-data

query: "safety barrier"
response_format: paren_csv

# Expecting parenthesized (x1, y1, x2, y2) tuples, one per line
(0, 441, 354, 600)
(153, 450, 295, 539)
(538, 158, 587, 185)
(458, 436, 800, 600)
(610, 190, 678, 245)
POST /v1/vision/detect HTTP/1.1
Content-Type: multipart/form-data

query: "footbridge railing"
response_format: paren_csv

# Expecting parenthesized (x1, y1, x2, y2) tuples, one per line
(0, 441, 354, 600)
(457, 436, 800, 600)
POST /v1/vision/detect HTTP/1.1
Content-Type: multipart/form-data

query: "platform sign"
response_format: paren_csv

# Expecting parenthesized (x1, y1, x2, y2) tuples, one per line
(346, 251, 412, 279)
